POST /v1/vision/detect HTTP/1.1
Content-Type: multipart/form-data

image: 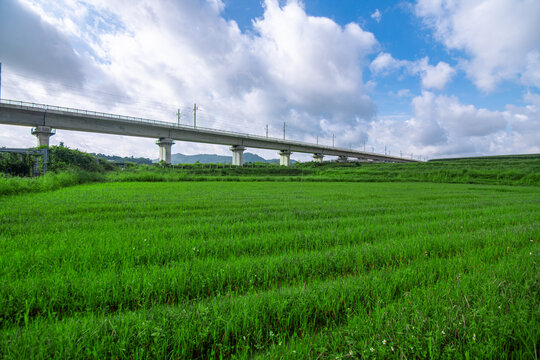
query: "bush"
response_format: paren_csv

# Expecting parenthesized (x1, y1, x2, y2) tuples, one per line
(0, 152, 34, 176)
(47, 146, 112, 173)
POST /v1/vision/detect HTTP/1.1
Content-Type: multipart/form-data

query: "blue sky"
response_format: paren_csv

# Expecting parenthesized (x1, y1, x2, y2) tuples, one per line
(0, 0, 539, 160)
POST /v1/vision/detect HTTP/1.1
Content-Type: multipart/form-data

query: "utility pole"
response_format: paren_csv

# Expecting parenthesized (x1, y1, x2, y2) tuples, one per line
(283, 122, 286, 140)
(316, 135, 318, 145)
(332, 133, 335, 147)
(177, 108, 181, 126)
(363, 140, 366, 152)
(265, 124, 268, 138)
(193, 104, 198, 128)
(384, 145, 387, 155)
(372, 146, 374, 152)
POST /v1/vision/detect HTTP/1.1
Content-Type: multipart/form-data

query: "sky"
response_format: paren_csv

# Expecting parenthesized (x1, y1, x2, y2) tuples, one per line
(0, 0, 539, 161)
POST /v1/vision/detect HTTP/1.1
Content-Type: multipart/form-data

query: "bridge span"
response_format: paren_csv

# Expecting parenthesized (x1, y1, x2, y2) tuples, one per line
(0, 99, 417, 165)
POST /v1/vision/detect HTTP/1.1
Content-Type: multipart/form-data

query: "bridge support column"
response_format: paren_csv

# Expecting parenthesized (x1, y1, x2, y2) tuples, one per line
(313, 153, 324, 163)
(31, 126, 55, 147)
(230, 145, 245, 166)
(279, 150, 291, 166)
(156, 138, 174, 164)
(337, 155, 348, 162)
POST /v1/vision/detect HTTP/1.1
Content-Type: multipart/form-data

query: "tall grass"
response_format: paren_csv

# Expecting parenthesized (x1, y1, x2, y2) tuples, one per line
(0, 171, 105, 196)
(1, 154, 538, 196)
(1, 182, 538, 358)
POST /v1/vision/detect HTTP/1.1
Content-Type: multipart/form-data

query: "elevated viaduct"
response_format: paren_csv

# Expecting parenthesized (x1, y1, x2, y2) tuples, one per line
(0, 99, 417, 165)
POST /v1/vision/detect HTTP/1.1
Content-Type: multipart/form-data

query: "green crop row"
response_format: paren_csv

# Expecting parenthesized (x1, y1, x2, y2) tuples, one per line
(1, 247, 536, 359)
(1, 182, 538, 358)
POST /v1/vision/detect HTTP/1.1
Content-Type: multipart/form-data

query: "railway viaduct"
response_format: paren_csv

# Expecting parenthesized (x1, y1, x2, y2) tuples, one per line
(0, 99, 417, 165)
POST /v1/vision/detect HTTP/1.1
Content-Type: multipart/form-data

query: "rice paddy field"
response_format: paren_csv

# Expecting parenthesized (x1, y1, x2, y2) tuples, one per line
(0, 181, 539, 359)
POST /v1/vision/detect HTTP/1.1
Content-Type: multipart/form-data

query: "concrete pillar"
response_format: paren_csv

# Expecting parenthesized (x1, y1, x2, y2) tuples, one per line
(313, 153, 324, 163)
(279, 150, 291, 166)
(156, 138, 174, 164)
(230, 145, 245, 166)
(31, 126, 55, 147)
(337, 155, 348, 162)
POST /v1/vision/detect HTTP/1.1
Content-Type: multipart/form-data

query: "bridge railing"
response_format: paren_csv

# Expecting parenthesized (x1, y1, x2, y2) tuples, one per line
(0, 98, 410, 160)
(0, 98, 298, 141)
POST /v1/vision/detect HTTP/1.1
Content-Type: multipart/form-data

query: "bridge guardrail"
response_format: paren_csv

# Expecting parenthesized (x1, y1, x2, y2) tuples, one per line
(0, 98, 411, 160)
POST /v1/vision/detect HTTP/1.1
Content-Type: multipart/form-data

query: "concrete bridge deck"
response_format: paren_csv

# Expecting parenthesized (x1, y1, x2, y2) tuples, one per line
(0, 99, 417, 165)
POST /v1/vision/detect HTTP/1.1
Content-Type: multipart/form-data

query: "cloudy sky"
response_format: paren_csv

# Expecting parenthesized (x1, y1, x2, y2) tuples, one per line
(0, 0, 539, 161)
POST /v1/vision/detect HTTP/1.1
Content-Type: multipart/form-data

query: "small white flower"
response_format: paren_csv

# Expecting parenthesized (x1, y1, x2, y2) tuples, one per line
(370, 347, 375, 352)
(442, 330, 445, 335)
(391, 346, 394, 352)
(132, 247, 135, 250)
(473, 333, 476, 341)
(349, 350, 354, 355)
(382, 339, 387, 345)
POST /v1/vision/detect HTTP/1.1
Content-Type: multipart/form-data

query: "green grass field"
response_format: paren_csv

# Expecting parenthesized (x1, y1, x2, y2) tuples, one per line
(1, 181, 538, 359)
(2, 153, 539, 197)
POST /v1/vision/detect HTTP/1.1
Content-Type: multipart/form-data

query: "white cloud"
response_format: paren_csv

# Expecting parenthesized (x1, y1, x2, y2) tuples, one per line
(0, 0, 88, 86)
(251, 0, 378, 129)
(397, 89, 412, 97)
(408, 90, 508, 150)
(0, 0, 379, 157)
(371, 9, 382, 23)
(1, 0, 537, 162)
(369, 52, 406, 74)
(415, 0, 540, 92)
(370, 53, 455, 89)
(522, 51, 540, 88)
(420, 61, 456, 90)
(504, 92, 540, 151)
(367, 91, 540, 159)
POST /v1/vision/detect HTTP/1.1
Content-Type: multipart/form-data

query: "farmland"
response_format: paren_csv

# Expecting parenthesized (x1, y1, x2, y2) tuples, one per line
(1, 180, 538, 359)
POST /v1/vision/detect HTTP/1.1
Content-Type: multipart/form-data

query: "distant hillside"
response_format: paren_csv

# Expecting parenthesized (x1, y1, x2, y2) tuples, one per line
(93, 153, 153, 165)
(171, 152, 296, 164)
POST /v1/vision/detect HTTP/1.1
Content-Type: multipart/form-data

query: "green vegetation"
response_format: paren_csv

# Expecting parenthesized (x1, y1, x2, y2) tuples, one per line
(0, 146, 114, 196)
(0, 151, 35, 176)
(103, 154, 540, 186)
(2, 149, 539, 197)
(47, 146, 116, 173)
(1, 150, 538, 357)
(1, 181, 538, 358)
(92, 153, 154, 165)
